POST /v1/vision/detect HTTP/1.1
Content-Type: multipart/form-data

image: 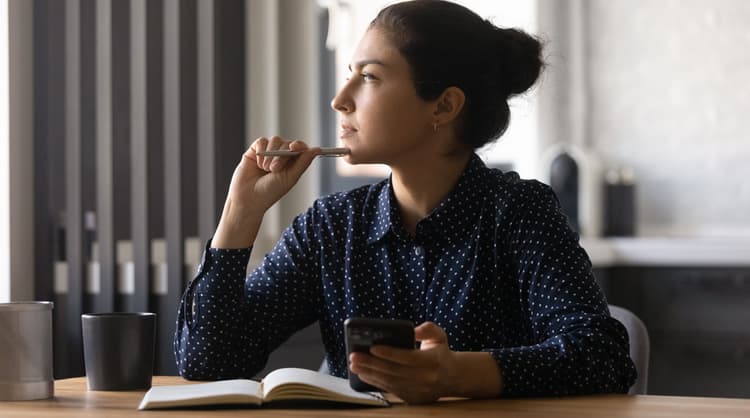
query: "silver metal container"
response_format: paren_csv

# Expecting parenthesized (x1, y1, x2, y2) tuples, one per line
(0, 302, 54, 401)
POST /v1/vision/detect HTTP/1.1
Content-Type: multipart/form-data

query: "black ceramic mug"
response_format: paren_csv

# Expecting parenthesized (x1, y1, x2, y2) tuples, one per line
(81, 312, 156, 391)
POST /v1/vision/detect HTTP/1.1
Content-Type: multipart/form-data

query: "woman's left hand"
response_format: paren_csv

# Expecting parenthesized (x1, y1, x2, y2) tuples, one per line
(348, 321, 458, 404)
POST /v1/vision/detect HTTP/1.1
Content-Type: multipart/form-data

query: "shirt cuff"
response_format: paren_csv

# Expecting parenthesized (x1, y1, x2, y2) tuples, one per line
(185, 239, 252, 324)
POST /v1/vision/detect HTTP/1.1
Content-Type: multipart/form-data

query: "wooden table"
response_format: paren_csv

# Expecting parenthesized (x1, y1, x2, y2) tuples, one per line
(2, 376, 750, 417)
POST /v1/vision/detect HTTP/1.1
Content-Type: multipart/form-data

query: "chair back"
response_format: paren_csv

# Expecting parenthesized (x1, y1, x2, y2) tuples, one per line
(609, 304, 650, 394)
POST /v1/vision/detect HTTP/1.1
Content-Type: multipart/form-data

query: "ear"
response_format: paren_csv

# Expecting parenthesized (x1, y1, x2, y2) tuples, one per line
(432, 86, 466, 126)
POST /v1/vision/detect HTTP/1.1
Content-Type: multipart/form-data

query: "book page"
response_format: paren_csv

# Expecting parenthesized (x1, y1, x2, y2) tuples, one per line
(262, 368, 386, 405)
(138, 379, 262, 410)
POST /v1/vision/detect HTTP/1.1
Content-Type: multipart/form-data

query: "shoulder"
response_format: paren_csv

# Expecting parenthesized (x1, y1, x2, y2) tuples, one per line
(484, 169, 559, 214)
(484, 170, 576, 245)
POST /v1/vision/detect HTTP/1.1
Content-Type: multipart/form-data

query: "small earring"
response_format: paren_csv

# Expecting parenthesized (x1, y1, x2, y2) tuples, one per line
(433, 123, 438, 132)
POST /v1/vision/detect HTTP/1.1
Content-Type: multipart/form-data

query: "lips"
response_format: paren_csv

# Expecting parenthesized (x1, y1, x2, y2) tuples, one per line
(340, 122, 358, 139)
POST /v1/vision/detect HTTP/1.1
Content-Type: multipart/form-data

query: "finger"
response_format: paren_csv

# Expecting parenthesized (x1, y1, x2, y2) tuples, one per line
(236, 146, 263, 180)
(243, 145, 256, 160)
(264, 136, 286, 172)
(414, 321, 448, 345)
(350, 352, 409, 379)
(350, 353, 417, 379)
(351, 354, 440, 403)
(354, 370, 397, 394)
(368, 345, 428, 367)
(241, 146, 257, 167)
(251, 137, 269, 170)
(354, 365, 436, 404)
(269, 140, 305, 173)
(288, 140, 308, 152)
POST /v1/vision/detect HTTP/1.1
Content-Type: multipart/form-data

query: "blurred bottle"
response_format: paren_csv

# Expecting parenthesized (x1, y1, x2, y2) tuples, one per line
(541, 143, 602, 237)
(603, 167, 637, 236)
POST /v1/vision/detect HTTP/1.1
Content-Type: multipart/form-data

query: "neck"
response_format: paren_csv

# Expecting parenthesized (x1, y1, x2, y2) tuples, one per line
(390, 151, 472, 236)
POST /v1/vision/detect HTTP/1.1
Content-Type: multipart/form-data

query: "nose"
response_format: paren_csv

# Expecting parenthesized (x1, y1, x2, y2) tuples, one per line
(330, 84, 354, 114)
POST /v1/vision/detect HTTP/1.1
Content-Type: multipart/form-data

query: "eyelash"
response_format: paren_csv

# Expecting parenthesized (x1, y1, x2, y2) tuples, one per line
(346, 72, 377, 83)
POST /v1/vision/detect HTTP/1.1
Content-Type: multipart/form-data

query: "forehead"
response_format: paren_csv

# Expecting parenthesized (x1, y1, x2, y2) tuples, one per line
(350, 28, 406, 70)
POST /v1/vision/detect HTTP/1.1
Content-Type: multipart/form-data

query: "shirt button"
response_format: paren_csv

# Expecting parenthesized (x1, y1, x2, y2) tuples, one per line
(414, 247, 423, 256)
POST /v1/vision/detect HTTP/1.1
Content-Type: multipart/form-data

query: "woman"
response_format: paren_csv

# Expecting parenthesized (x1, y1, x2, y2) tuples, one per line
(174, 0, 636, 403)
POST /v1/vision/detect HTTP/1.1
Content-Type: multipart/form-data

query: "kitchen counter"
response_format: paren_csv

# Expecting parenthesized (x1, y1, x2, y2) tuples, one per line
(581, 237, 750, 267)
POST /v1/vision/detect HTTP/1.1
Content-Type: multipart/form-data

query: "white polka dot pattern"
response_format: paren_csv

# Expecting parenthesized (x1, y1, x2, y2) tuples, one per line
(174, 154, 637, 396)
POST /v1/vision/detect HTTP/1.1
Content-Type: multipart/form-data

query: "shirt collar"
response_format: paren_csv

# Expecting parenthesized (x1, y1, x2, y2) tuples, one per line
(366, 179, 406, 244)
(366, 153, 491, 245)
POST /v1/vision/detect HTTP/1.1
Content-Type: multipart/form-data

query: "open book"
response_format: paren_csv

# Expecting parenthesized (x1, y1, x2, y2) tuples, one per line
(138, 368, 388, 409)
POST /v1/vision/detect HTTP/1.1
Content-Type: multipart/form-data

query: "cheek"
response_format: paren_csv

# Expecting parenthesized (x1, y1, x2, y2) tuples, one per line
(361, 94, 426, 135)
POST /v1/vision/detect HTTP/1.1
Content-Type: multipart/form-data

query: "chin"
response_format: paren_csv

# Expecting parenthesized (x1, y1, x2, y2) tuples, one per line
(342, 147, 386, 165)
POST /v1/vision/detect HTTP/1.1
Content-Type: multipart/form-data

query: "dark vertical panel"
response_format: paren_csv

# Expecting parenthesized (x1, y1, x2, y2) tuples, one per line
(196, 0, 215, 243)
(35, 0, 71, 378)
(180, 0, 198, 242)
(146, 0, 165, 371)
(130, 0, 149, 314)
(32, 0, 53, 305)
(80, 0, 97, 313)
(95, 0, 115, 314)
(214, 0, 246, 220)
(112, 0, 132, 311)
(159, 0, 183, 375)
(64, 0, 85, 377)
(146, 0, 164, 240)
(111, 1, 131, 243)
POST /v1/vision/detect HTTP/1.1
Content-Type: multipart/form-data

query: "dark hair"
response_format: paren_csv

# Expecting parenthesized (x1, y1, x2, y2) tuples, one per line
(370, 0, 544, 149)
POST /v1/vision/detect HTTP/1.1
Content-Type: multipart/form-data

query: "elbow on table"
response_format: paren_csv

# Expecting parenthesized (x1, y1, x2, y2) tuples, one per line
(173, 346, 267, 381)
(172, 336, 217, 380)
(580, 354, 637, 395)
(177, 361, 215, 381)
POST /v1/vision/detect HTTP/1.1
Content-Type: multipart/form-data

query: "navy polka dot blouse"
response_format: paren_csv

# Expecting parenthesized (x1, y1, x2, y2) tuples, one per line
(174, 154, 637, 396)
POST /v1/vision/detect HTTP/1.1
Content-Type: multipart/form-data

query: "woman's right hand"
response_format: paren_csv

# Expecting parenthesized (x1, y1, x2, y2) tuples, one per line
(212, 136, 320, 249)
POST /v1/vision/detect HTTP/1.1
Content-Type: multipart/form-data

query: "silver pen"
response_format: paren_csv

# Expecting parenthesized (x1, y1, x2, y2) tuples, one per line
(257, 147, 350, 157)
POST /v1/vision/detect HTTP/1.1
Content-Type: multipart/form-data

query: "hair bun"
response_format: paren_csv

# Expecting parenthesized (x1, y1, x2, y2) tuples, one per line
(494, 27, 544, 97)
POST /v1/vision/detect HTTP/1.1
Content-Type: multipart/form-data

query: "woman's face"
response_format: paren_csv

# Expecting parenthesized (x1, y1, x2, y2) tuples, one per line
(330, 28, 436, 166)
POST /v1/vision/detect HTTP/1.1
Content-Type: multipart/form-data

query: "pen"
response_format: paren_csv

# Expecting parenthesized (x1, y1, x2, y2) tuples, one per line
(257, 147, 350, 157)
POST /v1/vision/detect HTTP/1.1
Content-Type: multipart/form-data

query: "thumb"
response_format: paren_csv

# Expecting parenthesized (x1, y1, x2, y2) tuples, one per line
(415, 321, 448, 345)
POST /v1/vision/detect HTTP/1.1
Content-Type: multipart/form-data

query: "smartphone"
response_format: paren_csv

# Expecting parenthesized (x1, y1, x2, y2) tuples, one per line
(344, 317, 415, 392)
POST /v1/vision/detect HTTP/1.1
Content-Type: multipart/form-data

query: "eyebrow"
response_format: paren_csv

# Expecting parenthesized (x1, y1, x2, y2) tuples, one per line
(348, 59, 388, 71)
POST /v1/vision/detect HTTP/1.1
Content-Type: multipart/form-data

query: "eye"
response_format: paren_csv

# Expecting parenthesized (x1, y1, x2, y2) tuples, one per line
(360, 72, 378, 82)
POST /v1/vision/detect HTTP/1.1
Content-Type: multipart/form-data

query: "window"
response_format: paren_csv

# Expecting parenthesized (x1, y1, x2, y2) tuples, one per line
(318, 0, 539, 194)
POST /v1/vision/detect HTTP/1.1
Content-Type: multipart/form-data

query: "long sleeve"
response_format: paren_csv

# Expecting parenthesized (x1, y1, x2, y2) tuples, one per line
(489, 182, 637, 396)
(173, 207, 323, 380)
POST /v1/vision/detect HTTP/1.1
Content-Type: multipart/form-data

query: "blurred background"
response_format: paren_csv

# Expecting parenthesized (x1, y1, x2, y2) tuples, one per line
(0, 0, 748, 398)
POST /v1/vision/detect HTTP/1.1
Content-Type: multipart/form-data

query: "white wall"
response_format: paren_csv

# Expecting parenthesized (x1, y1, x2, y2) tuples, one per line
(0, 0, 34, 302)
(587, 0, 750, 236)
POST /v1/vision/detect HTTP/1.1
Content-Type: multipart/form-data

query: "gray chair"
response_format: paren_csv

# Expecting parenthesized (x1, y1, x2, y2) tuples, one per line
(319, 358, 330, 375)
(609, 304, 650, 394)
